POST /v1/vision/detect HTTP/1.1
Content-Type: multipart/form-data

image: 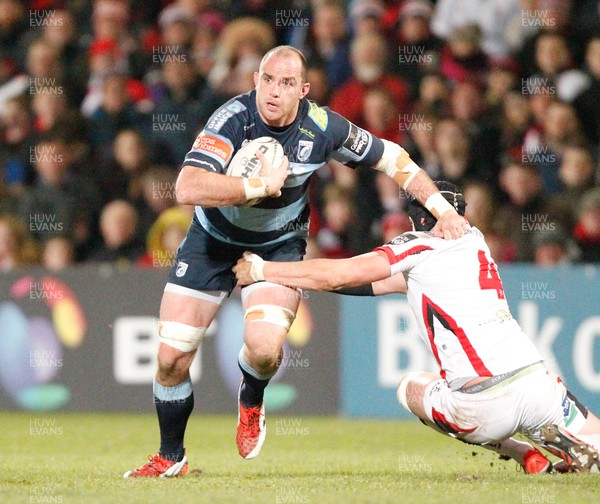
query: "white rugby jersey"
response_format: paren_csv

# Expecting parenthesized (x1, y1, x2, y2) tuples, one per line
(375, 226, 542, 388)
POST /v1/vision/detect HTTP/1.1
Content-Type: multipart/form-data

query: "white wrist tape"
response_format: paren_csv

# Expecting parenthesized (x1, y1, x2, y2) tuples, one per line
(243, 177, 269, 200)
(425, 192, 455, 218)
(376, 139, 403, 178)
(243, 251, 265, 281)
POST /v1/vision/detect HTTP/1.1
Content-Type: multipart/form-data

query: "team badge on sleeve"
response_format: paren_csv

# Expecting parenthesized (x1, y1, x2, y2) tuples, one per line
(343, 124, 370, 158)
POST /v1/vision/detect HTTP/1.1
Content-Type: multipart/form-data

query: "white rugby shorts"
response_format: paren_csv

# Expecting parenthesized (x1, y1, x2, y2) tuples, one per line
(422, 363, 587, 444)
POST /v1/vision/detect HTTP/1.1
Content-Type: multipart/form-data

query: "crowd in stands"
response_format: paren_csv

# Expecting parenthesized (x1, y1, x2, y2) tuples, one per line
(1, 0, 599, 272)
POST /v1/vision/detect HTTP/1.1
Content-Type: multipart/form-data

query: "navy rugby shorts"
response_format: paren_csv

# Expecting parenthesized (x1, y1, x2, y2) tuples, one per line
(166, 216, 306, 294)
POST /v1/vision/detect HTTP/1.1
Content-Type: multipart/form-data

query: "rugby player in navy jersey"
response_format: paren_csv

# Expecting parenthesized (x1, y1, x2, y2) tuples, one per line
(124, 45, 467, 477)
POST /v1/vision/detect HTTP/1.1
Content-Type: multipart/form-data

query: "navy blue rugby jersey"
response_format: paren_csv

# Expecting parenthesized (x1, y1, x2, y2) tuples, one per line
(183, 89, 384, 247)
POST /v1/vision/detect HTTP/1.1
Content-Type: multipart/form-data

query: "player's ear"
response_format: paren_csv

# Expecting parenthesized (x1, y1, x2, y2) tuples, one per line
(253, 72, 260, 88)
(300, 81, 310, 99)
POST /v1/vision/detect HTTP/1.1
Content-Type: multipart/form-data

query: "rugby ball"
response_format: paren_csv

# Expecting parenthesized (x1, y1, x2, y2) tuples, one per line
(226, 136, 286, 206)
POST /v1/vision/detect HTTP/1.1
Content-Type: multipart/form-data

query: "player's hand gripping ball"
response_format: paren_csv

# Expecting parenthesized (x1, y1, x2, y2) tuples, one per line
(226, 136, 286, 206)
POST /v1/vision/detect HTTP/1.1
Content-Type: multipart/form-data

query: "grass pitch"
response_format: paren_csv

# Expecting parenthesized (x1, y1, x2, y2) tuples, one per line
(1, 412, 597, 504)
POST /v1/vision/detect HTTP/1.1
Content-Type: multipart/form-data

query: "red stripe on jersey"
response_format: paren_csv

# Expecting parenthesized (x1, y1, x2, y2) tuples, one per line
(375, 245, 433, 265)
(431, 408, 476, 435)
(422, 296, 445, 379)
(422, 294, 492, 378)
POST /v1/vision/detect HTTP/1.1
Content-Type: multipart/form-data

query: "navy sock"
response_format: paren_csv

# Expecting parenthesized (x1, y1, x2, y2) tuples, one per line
(154, 379, 194, 462)
(238, 361, 271, 408)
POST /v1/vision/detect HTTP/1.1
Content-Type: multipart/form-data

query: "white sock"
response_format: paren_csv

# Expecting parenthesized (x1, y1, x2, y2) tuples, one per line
(482, 438, 534, 465)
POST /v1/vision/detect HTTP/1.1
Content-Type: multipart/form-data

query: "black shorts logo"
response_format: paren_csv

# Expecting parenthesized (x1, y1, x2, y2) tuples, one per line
(343, 124, 369, 157)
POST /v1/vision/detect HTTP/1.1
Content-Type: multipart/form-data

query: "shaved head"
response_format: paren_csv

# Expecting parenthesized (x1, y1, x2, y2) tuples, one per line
(259, 45, 307, 82)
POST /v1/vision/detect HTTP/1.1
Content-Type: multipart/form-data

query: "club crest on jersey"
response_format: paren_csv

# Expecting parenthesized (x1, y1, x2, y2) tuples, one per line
(297, 140, 313, 162)
(176, 261, 189, 277)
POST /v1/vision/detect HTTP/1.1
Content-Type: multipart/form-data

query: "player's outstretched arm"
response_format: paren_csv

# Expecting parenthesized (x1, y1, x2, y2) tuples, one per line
(233, 251, 391, 292)
(176, 152, 289, 207)
(373, 140, 467, 239)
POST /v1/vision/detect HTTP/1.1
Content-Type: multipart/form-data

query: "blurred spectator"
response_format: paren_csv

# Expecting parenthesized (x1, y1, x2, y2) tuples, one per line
(91, 0, 145, 78)
(517, 1, 577, 78)
(305, 65, 331, 104)
(439, 24, 489, 86)
(0, 0, 597, 265)
(296, 1, 351, 91)
(208, 17, 275, 97)
(548, 146, 597, 231)
(393, 0, 441, 96)
(149, 58, 205, 164)
(362, 86, 402, 144)
(411, 71, 450, 118)
(450, 80, 499, 180)
(31, 89, 68, 133)
(191, 16, 223, 80)
(81, 37, 121, 116)
(42, 236, 76, 271)
(32, 9, 87, 106)
(98, 129, 150, 205)
(0, 213, 38, 271)
(25, 39, 63, 84)
(431, 0, 522, 57)
(523, 101, 586, 195)
(0, 50, 29, 109)
(89, 199, 144, 263)
(463, 180, 497, 235)
(526, 30, 588, 102)
(431, 119, 473, 184)
(18, 134, 102, 258)
(498, 161, 557, 261)
(0, 0, 28, 62)
(532, 228, 573, 266)
(573, 188, 600, 263)
(499, 90, 532, 155)
(401, 112, 439, 177)
(138, 205, 192, 268)
(330, 31, 409, 126)
(315, 183, 357, 259)
(349, 0, 386, 36)
(573, 35, 600, 144)
(486, 58, 519, 111)
(89, 73, 149, 153)
(0, 96, 35, 191)
(158, 4, 195, 51)
(137, 166, 178, 238)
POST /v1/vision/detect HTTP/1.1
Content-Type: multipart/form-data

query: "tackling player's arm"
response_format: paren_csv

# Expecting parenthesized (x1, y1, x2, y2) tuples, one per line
(176, 151, 289, 207)
(374, 140, 467, 239)
(233, 251, 399, 292)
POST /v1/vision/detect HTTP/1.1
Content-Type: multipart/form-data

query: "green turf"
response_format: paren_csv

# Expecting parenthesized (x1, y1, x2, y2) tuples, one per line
(1, 412, 597, 503)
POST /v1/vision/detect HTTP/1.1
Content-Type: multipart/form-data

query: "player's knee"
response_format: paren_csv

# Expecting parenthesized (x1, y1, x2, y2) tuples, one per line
(244, 304, 296, 331)
(397, 372, 429, 412)
(245, 346, 282, 375)
(158, 321, 207, 353)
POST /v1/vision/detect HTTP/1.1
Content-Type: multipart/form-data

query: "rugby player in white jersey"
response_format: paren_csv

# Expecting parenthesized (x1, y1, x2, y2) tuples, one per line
(234, 181, 600, 474)
(123, 46, 467, 478)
